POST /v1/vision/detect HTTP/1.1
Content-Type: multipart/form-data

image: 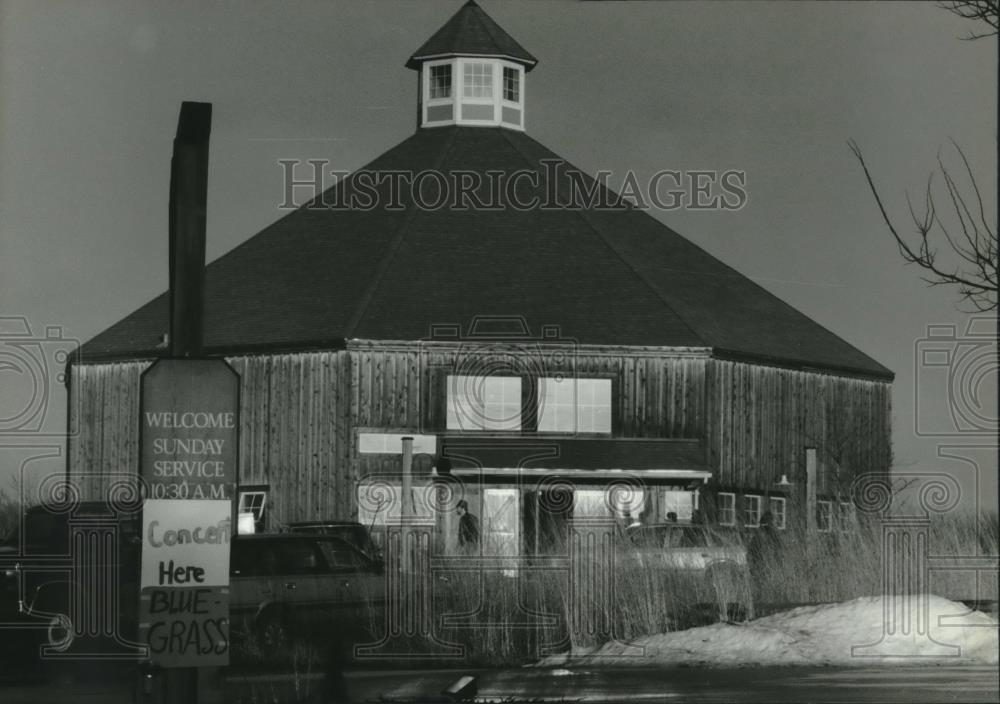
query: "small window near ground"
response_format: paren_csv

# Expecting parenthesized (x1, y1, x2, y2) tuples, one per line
(769, 496, 787, 530)
(838, 502, 857, 532)
(718, 492, 736, 526)
(744, 494, 762, 528)
(238, 488, 268, 533)
(817, 500, 833, 532)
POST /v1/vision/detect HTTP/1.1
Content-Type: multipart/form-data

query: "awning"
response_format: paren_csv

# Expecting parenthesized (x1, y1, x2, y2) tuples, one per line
(438, 436, 708, 482)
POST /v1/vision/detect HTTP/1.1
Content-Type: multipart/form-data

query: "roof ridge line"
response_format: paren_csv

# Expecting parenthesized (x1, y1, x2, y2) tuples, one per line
(342, 127, 462, 340)
(498, 129, 708, 348)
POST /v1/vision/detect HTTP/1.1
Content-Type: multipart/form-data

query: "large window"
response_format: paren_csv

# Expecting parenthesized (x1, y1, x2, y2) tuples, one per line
(429, 64, 452, 99)
(718, 492, 736, 526)
(537, 377, 612, 434)
(447, 375, 522, 431)
(502, 66, 520, 102)
(463, 62, 494, 98)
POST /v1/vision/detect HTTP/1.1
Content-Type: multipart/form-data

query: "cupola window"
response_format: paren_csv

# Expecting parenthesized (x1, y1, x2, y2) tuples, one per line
(503, 67, 520, 102)
(463, 62, 494, 98)
(429, 64, 452, 99)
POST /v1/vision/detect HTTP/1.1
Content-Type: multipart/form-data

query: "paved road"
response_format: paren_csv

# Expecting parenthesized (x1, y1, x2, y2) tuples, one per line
(2, 664, 996, 703)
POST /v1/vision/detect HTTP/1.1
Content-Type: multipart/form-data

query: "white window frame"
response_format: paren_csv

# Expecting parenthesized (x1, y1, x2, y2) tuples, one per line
(718, 492, 736, 526)
(447, 374, 522, 431)
(238, 488, 268, 532)
(428, 63, 453, 100)
(418, 58, 525, 130)
(537, 377, 612, 435)
(423, 58, 456, 127)
(769, 496, 787, 530)
(743, 494, 762, 528)
(838, 501, 857, 532)
(817, 500, 834, 532)
(462, 60, 494, 100)
(499, 64, 524, 130)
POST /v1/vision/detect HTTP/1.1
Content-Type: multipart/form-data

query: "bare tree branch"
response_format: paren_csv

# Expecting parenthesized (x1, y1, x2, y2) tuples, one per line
(939, 0, 1000, 38)
(848, 139, 998, 312)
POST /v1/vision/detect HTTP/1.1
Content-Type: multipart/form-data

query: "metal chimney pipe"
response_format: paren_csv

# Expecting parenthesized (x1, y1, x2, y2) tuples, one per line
(168, 101, 212, 358)
(401, 436, 414, 518)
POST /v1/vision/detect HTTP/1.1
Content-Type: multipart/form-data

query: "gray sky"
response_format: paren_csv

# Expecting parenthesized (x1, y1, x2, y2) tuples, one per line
(1, 1, 996, 511)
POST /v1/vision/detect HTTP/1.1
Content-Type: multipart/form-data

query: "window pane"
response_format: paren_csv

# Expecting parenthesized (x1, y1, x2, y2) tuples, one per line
(503, 67, 519, 102)
(463, 62, 494, 98)
(817, 501, 832, 531)
(573, 489, 610, 518)
(430, 64, 451, 99)
(537, 378, 611, 434)
(577, 379, 611, 432)
(280, 542, 322, 574)
(484, 489, 518, 557)
(718, 492, 736, 525)
(661, 490, 694, 522)
(447, 375, 521, 430)
(769, 497, 787, 529)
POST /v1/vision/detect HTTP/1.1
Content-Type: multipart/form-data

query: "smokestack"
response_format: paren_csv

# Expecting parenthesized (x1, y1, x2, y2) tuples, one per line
(401, 436, 414, 518)
(168, 101, 212, 358)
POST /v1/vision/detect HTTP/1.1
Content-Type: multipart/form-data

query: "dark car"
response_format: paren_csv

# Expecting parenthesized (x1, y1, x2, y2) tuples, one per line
(229, 533, 385, 658)
(0, 501, 142, 656)
(284, 520, 382, 562)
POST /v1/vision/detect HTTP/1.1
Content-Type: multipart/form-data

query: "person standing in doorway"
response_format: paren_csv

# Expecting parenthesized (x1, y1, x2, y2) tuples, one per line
(456, 499, 480, 553)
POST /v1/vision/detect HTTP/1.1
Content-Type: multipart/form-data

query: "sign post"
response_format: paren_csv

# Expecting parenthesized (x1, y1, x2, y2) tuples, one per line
(138, 359, 239, 697)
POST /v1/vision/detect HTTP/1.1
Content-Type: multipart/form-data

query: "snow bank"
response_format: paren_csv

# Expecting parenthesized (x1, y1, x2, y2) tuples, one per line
(538, 595, 999, 668)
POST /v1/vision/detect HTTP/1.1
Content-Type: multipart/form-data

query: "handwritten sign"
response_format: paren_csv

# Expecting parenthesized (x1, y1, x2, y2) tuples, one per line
(138, 359, 239, 668)
(139, 500, 231, 666)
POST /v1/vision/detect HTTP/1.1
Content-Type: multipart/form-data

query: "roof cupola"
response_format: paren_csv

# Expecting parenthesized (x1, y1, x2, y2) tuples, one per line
(406, 0, 536, 131)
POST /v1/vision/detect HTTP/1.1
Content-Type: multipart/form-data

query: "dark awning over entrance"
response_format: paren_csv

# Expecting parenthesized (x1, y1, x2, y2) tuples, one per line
(438, 436, 708, 483)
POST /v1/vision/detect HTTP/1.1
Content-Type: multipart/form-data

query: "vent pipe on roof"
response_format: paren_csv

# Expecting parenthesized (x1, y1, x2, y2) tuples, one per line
(401, 436, 414, 518)
(168, 101, 211, 358)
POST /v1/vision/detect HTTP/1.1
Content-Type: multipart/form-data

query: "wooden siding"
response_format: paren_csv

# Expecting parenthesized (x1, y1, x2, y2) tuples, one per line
(705, 358, 892, 497)
(67, 343, 890, 529)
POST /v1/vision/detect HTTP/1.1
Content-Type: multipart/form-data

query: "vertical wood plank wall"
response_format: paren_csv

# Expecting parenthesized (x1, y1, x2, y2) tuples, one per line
(705, 358, 892, 495)
(67, 344, 891, 527)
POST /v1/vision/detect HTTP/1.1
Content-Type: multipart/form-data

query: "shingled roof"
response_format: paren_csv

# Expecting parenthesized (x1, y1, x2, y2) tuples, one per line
(80, 125, 892, 379)
(405, 0, 537, 70)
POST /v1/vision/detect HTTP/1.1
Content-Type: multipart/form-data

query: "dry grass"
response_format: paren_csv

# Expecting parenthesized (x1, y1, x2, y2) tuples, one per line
(230, 512, 998, 670)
